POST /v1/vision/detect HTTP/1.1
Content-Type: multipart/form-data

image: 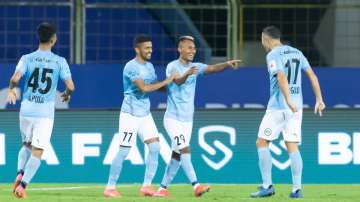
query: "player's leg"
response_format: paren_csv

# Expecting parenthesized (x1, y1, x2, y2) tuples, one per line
(251, 110, 284, 198)
(15, 117, 53, 198)
(138, 113, 160, 196)
(17, 143, 31, 177)
(155, 151, 181, 197)
(284, 110, 303, 198)
(13, 116, 32, 192)
(175, 120, 209, 197)
(180, 146, 210, 197)
(104, 112, 138, 197)
(154, 117, 182, 197)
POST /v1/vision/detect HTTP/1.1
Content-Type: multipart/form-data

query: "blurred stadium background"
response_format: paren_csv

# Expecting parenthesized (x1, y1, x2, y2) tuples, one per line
(0, 0, 360, 200)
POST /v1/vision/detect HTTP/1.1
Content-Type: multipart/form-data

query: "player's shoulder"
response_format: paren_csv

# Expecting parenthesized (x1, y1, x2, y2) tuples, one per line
(266, 49, 278, 61)
(267, 45, 301, 59)
(166, 59, 179, 69)
(146, 61, 155, 69)
(266, 45, 284, 60)
(167, 59, 178, 66)
(124, 58, 135, 67)
(53, 53, 68, 66)
(52, 52, 66, 61)
(123, 58, 139, 72)
(20, 50, 39, 62)
(285, 45, 304, 55)
(192, 61, 207, 67)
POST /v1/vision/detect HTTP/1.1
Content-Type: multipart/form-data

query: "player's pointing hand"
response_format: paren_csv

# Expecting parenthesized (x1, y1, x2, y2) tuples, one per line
(226, 60, 242, 69)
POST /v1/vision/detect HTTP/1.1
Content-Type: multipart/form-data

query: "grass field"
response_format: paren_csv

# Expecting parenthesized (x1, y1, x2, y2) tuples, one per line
(1, 184, 359, 202)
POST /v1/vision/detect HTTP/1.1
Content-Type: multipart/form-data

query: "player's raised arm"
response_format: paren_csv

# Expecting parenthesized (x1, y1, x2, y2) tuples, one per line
(204, 59, 242, 75)
(133, 74, 175, 93)
(7, 71, 23, 105)
(304, 67, 325, 116)
(277, 71, 298, 113)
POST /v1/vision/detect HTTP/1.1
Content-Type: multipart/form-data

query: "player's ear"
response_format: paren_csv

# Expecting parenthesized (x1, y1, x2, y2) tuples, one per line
(50, 34, 57, 45)
(134, 46, 140, 55)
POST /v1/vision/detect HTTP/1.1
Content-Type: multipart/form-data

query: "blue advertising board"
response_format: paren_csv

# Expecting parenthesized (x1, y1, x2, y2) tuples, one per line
(1, 64, 359, 109)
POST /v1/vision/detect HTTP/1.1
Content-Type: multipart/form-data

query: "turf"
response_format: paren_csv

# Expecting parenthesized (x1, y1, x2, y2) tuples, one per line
(0, 184, 359, 202)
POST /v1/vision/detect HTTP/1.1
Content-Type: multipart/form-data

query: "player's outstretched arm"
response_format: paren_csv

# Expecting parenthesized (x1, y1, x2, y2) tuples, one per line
(204, 59, 242, 75)
(61, 79, 75, 102)
(277, 71, 298, 113)
(6, 72, 22, 105)
(134, 73, 176, 93)
(304, 67, 325, 116)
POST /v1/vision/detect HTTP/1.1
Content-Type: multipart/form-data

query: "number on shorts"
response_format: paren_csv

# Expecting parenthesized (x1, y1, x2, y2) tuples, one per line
(123, 132, 133, 142)
(174, 134, 186, 146)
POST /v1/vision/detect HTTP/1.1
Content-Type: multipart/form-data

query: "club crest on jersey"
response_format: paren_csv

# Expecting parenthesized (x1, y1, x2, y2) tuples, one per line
(264, 128, 272, 136)
(269, 60, 277, 71)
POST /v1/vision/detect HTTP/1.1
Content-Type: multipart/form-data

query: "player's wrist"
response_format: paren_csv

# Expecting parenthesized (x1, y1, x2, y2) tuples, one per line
(316, 98, 323, 103)
(62, 91, 70, 97)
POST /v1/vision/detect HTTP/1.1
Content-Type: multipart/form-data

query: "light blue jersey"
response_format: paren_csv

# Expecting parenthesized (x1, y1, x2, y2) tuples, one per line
(121, 58, 157, 117)
(15, 49, 72, 119)
(266, 45, 311, 110)
(164, 59, 208, 122)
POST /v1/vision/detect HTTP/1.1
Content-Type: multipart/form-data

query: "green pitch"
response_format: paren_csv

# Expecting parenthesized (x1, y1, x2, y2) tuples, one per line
(1, 184, 359, 202)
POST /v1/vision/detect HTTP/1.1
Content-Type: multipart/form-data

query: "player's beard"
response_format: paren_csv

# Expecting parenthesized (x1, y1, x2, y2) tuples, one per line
(186, 55, 194, 62)
(141, 52, 151, 61)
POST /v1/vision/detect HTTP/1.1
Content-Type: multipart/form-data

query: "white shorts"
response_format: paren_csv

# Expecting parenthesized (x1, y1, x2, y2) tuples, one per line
(163, 117, 193, 152)
(19, 116, 54, 150)
(258, 109, 302, 143)
(118, 112, 159, 147)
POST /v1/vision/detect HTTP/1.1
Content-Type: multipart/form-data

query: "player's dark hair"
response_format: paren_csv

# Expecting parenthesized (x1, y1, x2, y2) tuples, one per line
(37, 22, 57, 43)
(177, 35, 195, 47)
(262, 25, 281, 39)
(133, 35, 152, 47)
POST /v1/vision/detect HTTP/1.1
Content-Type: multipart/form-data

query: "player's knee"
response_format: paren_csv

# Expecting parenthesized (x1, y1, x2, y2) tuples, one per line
(23, 142, 31, 148)
(119, 145, 131, 156)
(171, 151, 181, 161)
(180, 146, 191, 154)
(285, 142, 299, 153)
(148, 141, 160, 154)
(31, 147, 44, 158)
(256, 138, 269, 148)
(144, 137, 159, 144)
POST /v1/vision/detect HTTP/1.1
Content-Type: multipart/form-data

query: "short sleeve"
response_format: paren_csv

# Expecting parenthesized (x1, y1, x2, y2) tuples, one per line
(60, 58, 72, 81)
(15, 56, 27, 75)
(166, 63, 176, 77)
(193, 62, 208, 75)
(149, 63, 158, 82)
(126, 64, 142, 81)
(301, 53, 311, 70)
(266, 53, 283, 76)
